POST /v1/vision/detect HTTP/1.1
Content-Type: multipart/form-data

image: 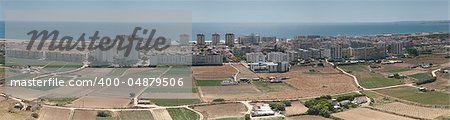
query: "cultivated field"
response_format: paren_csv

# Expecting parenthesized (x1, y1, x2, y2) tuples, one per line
(332, 108, 414, 120)
(68, 96, 131, 108)
(375, 102, 450, 119)
(339, 64, 403, 88)
(192, 103, 247, 119)
(38, 106, 71, 120)
(167, 108, 200, 120)
(285, 101, 308, 116)
(199, 85, 262, 101)
(72, 110, 98, 120)
(192, 65, 237, 80)
(117, 110, 154, 120)
(375, 86, 450, 106)
(151, 108, 173, 120)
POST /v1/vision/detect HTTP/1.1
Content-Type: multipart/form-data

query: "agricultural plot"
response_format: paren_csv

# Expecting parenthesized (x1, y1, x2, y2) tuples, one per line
(192, 65, 237, 80)
(118, 110, 154, 120)
(152, 108, 173, 120)
(104, 68, 128, 77)
(339, 64, 403, 89)
(150, 99, 200, 106)
(196, 80, 223, 86)
(332, 107, 414, 120)
(375, 102, 450, 119)
(26, 76, 74, 91)
(167, 108, 200, 120)
(375, 86, 450, 106)
(199, 85, 262, 101)
(253, 81, 296, 92)
(38, 106, 72, 120)
(192, 103, 247, 119)
(72, 110, 98, 120)
(68, 96, 131, 108)
(408, 73, 434, 83)
(285, 101, 308, 116)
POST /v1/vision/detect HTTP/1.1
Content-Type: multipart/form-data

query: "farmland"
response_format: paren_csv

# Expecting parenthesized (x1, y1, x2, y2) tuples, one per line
(332, 107, 414, 120)
(118, 110, 154, 120)
(339, 64, 404, 88)
(285, 101, 308, 116)
(72, 110, 98, 120)
(375, 86, 450, 106)
(167, 108, 200, 120)
(253, 81, 297, 92)
(38, 106, 71, 120)
(196, 80, 223, 86)
(192, 103, 247, 119)
(375, 102, 450, 119)
(192, 65, 237, 80)
(150, 99, 200, 106)
(286, 115, 331, 120)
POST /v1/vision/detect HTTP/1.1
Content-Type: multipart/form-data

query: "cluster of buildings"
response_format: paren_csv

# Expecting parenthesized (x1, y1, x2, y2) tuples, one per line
(245, 52, 290, 73)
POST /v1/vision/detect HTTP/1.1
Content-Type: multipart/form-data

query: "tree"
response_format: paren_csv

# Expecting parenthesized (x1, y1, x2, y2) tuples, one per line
(406, 48, 419, 56)
(31, 112, 39, 118)
(97, 111, 111, 117)
(129, 93, 136, 98)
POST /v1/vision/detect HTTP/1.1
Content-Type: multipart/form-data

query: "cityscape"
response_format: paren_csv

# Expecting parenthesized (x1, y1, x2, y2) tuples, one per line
(1, 0, 450, 120)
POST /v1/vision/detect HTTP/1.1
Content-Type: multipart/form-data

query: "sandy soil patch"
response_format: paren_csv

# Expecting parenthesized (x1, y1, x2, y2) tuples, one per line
(68, 96, 131, 108)
(285, 101, 308, 115)
(72, 110, 97, 120)
(193, 65, 237, 80)
(151, 108, 173, 120)
(332, 108, 414, 120)
(38, 106, 71, 120)
(375, 102, 450, 119)
(193, 103, 247, 119)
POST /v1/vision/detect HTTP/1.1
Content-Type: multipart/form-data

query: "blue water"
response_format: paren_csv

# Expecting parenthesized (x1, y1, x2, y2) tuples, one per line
(0, 21, 449, 39)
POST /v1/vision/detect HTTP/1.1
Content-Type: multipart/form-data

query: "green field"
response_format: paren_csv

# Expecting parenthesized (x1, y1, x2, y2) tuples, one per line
(253, 81, 296, 92)
(150, 99, 200, 106)
(382, 67, 409, 73)
(409, 73, 434, 82)
(196, 80, 222, 86)
(339, 64, 368, 72)
(40, 97, 77, 106)
(375, 86, 450, 106)
(167, 108, 200, 120)
(339, 64, 403, 89)
(118, 111, 154, 120)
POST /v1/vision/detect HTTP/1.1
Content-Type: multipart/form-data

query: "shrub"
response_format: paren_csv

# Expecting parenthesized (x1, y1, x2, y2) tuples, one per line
(245, 114, 251, 120)
(212, 98, 225, 102)
(281, 100, 292, 106)
(269, 102, 286, 111)
(97, 111, 111, 117)
(31, 112, 39, 118)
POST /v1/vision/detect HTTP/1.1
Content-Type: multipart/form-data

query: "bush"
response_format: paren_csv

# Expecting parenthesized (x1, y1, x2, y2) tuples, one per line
(305, 95, 333, 118)
(97, 111, 111, 117)
(335, 94, 365, 102)
(31, 112, 39, 118)
(245, 114, 251, 120)
(269, 102, 286, 111)
(282, 100, 292, 106)
(212, 98, 225, 102)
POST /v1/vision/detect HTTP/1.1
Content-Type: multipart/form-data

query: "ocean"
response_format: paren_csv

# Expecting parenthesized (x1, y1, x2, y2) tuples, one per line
(0, 21, 449, 39)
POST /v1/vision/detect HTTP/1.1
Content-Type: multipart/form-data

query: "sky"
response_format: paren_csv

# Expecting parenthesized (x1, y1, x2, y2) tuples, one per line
(0, 0, 449, 23)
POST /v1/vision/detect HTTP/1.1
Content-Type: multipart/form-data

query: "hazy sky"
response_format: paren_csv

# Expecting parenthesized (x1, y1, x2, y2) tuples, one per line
(1, 0, 449, 23)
